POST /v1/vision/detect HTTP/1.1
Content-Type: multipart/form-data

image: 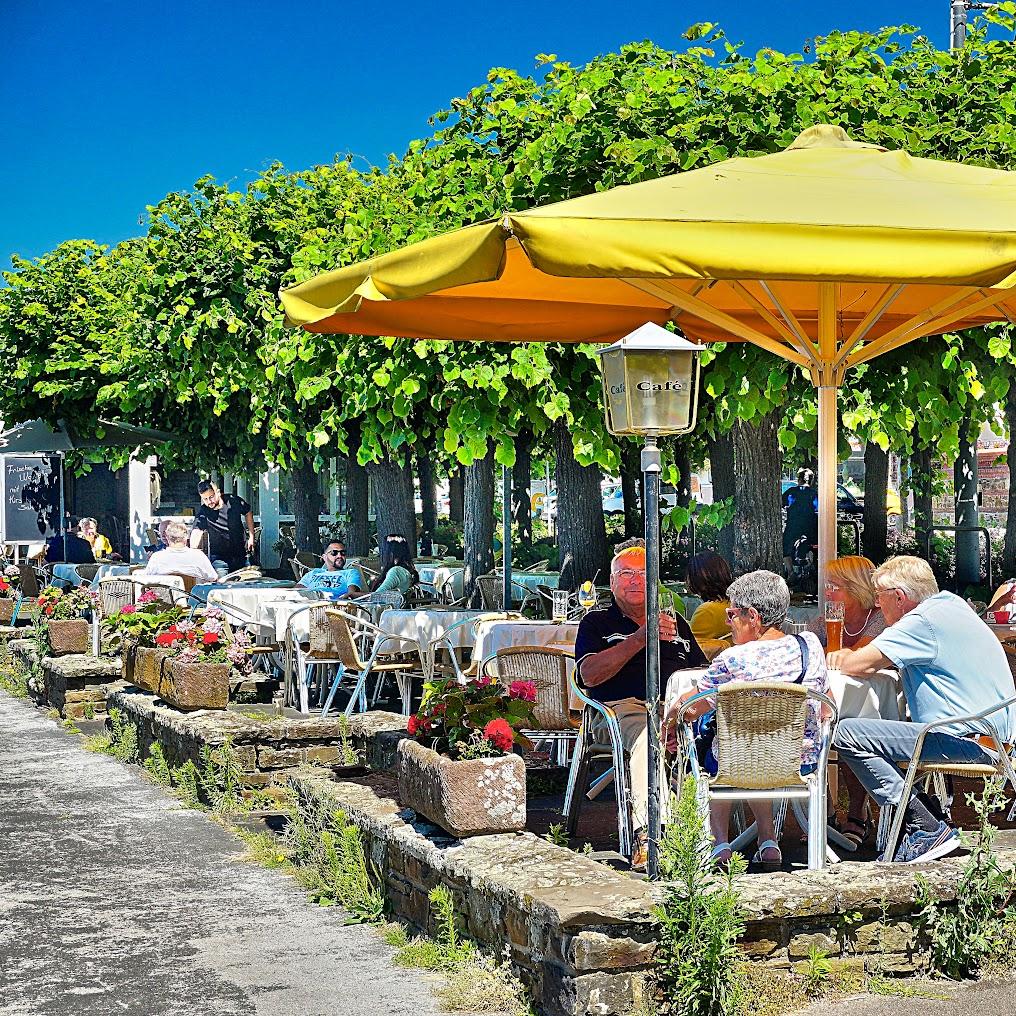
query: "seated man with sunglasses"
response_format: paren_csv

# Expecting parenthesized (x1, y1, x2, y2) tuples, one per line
(575, 538, 706, 869)
(829, 555, 1016, 864)
(298, 540, 364, 600)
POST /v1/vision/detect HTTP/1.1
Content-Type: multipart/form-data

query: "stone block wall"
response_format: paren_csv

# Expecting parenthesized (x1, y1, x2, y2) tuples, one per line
(106, 687, 408, 786)
(289, 768, 1016, 1016)
(43, 655, 125, 719)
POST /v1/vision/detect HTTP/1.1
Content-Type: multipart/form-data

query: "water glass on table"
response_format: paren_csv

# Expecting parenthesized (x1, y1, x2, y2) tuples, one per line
(825, 601, 845, 652)
(552, 589, 570, 622)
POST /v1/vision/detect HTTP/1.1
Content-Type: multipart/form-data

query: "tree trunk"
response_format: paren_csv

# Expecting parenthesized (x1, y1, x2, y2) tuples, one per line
(954, 416, 980, 588)
(555, 418, 609, 589)
(291, 459, 323, 554)
(417, 443, 437, 540)
(463, 444, 495, 603)
(862, 441, 889, 563)
(672, 438, 692, 509)
(512, 430, 533, 549)
(1004, 388, 1016, 578)
(402, 458, 418, 548)
(708, 430, 736, 565)
(344, 427, 369, 556)
(620, 440, 643, 538)
(912, 445, 933, 544)
(367, 456, 415, 546)
(732, 411, 783, 573)
(448, 470, 464, 524)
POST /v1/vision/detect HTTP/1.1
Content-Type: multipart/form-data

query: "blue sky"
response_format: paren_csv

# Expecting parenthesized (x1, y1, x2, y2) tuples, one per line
(1, 0, 946, 269)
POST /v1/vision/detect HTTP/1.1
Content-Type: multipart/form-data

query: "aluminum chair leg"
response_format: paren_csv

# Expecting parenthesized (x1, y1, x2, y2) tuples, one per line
(343, 665, 371, 718)
(807, 778, 826, 871)
(298, 662, 312, 714)
(397, 672, 413, 717)
(320, 664, 347, 718)
(563, 738, 590, 833)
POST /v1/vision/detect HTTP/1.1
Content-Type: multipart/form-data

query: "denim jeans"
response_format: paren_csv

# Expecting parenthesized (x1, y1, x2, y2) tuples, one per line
(833, 717, 992, 808)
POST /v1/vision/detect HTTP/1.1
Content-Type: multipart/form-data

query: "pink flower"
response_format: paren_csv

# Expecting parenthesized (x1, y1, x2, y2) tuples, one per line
(138, 590, 158, 605)
(483, 718, 514, 753)
(117, 604, 137, 615)
(509, 680, 537, 703)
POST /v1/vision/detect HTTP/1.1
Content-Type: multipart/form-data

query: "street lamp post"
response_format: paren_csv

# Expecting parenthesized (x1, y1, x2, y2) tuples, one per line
(951, 0, 1000, 48)
(597, 322, 702, 878)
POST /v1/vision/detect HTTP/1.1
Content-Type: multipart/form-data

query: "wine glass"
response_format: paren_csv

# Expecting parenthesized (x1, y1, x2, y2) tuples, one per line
(577, 580, 597, 612)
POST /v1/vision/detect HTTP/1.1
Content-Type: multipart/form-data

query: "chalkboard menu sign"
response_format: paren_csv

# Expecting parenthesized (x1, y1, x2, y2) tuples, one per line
(2, 455, 62, 542)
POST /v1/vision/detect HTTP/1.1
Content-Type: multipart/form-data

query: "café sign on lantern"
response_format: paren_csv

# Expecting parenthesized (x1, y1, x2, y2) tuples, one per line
(597, 322, 701, 437)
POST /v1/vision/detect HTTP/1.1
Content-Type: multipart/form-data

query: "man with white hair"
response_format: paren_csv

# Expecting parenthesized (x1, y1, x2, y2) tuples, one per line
(146, 522, 219, 583)
(575, 538, 707, 868)
(829, 555, 1016, 863)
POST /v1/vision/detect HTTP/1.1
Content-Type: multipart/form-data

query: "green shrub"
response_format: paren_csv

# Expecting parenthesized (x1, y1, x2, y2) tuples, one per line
(143, 743, 173, 786)
(171, 760, 202, 808)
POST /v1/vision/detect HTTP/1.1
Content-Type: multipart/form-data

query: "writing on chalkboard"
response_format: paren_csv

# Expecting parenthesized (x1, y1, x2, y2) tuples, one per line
(2, 455, 62, 542)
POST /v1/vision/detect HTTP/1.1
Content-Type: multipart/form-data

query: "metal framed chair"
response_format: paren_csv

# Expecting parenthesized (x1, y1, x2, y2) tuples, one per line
(428, 611, 524, 682)
(676, 680, 839, 871)
(480, 647, 580, 764)
(877, 695, 1016, 860)
(320, 608, 421, 718)
(283, 602, 352, 713)
(563, 670, 636, 859)
(289, 551, 319, 581)
(476, 572, 540, 614)
(221, 566, 262, 583)
(523, 559, 550, 572)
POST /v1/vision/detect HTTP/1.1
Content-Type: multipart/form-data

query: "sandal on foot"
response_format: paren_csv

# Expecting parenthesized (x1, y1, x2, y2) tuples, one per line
(834, 816, 870, 851)
(752, 839, 782, 871)
(710, 841, 733, 870)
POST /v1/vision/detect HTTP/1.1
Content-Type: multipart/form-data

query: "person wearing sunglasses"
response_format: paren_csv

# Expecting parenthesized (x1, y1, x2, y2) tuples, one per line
(297, 540, 364, 599)
(575, 538, 707, 870)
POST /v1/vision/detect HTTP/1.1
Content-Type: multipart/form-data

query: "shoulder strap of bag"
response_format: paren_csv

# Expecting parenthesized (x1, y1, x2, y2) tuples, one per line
(792, 632, 809, 684)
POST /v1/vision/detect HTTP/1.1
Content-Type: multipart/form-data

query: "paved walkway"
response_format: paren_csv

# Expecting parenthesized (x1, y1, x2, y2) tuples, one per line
(0, 693, 441, 1016)
(803, 975, 1016, 1015)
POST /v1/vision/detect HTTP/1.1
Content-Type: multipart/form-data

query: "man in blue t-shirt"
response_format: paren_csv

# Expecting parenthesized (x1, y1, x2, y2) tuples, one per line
(575, 538, 706, 868)
(829, 555, 1016, 864)
(298, 540, 364, 600)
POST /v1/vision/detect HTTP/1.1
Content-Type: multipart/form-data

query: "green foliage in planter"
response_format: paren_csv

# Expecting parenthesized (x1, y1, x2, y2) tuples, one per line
(652, 777, 747, 1016)
(915, 778, 1016, 979)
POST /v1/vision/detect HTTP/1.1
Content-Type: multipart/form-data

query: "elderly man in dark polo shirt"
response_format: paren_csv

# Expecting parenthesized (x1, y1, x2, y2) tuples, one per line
(575, 538, 706, 866)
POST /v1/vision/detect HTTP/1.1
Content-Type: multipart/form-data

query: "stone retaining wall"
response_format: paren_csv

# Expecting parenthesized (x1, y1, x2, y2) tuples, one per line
(107, 687, 409, 785)
(289, 768, 1016, 1016)
(44, 655, 125, 719)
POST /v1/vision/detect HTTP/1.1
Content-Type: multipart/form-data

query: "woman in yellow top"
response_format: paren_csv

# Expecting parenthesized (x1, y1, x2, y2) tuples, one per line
(79, 517, 113, 560)
(686, 551, 733, 657)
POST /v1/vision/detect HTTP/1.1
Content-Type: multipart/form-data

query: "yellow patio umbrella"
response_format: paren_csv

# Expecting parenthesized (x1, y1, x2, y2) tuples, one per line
(282, 124, 1016, 587)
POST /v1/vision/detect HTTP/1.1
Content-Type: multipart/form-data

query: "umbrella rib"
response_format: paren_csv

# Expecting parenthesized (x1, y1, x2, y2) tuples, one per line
(725, 281, 813, 360)
(621, 277, 811, 368)
(832, 284, 905, 374)
(758, 281, 821, 363)
(845, 287, 995, 367)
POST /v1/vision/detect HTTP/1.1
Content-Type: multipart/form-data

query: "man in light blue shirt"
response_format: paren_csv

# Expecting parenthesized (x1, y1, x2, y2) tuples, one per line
(298, 540, 364, 600)
(829, 556, 1015, 864)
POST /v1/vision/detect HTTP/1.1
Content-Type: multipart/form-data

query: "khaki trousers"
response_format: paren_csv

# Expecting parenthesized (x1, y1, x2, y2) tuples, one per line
(589, 696, 670, 833)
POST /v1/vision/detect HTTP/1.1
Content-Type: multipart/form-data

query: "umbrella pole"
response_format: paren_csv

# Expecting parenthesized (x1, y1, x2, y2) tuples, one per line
(817, 385, 837, 606)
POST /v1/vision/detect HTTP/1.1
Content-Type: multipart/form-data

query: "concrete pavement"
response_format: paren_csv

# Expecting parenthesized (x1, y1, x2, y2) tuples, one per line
(0, 691, 441, 1016)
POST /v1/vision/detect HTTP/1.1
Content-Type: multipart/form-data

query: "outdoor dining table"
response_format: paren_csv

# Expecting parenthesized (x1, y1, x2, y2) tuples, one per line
(197, 579, 297, 617)
(471, 618, 579, 664)
(379, 607, 493, 677)
(415, 565, 561, 602)
(250, 590, 325, 642)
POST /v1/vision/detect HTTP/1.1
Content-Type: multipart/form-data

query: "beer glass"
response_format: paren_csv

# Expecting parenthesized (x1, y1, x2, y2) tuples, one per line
(552, 589, 570, 622)
(825, 601, 845, 653)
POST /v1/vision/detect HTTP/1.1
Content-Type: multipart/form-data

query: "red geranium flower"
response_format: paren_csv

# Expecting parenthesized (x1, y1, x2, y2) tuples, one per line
(483, 718, 515, 753)
(155, 627, 182, 647)
(407, 714, 420, 735)
(509, 680, 537, 702)
(202, 632, 219, 646)
(0, 579, 9, 592)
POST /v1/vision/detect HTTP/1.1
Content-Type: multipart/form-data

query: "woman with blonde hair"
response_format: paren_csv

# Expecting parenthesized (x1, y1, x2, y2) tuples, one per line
(815, 555, 886, 848)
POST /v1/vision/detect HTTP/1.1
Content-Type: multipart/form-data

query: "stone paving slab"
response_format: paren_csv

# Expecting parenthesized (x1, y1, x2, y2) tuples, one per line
(0, 690, 443, 1016)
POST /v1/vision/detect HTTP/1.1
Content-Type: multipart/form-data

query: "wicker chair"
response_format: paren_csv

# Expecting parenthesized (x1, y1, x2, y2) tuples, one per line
(319, 608, 422, 718)
(289, 550, 319, 581)
(221, 566, 262, 583)
(675, 680, 839, 871)
(427, 611, 524, 682)
(523, 559, 550, 572)
(877, 694, 1016, 860)
(476, 572, 539, 613)
(283, 602, 351, 713)
(480, 647, 579, 764)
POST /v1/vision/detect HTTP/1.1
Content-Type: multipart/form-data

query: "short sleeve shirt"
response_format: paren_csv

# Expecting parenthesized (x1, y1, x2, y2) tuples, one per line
(697, 632, 829, 765)
(872, 591, 1016, 741)
(299, 567, 365, 599)
(193, 493, 251, 560)
(575, 600, 707, 703)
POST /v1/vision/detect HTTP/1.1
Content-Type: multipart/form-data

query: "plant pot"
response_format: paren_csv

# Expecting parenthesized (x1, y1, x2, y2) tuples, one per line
(47, 618, 90, 656)
(130, 646, 174, 694)
(0, 599, 14, 624)
(396, 738, 526, 838)
(159, 658, 230, 711)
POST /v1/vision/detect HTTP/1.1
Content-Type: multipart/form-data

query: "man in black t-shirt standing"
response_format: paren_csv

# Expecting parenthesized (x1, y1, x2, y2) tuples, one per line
(190, 480, 254, 574)
(575, 538, 706, 868)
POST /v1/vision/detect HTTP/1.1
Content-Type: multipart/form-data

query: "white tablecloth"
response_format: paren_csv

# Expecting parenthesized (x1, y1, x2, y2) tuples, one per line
(206, 584, 300, 621)
(376, 608, 493, 676)
(472, 619, 579, 663)
(255, 592, 329, 642)
(417, 565, 464, 599)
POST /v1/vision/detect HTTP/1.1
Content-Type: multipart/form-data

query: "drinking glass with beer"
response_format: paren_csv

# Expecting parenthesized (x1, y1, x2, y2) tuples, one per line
(825, 600, 845, 653)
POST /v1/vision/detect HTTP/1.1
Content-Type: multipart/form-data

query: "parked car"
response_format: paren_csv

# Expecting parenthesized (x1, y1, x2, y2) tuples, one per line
(542, 483, 676, 523)
(780, 480, 900, 522)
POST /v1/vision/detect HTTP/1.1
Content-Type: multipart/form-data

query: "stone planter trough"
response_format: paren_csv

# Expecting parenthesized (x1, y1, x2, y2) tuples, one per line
(127, 645, 229, 711)
(396, 738, 526, 838)
(47, 618, 90, 656)
(0, 598, 14, 624)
